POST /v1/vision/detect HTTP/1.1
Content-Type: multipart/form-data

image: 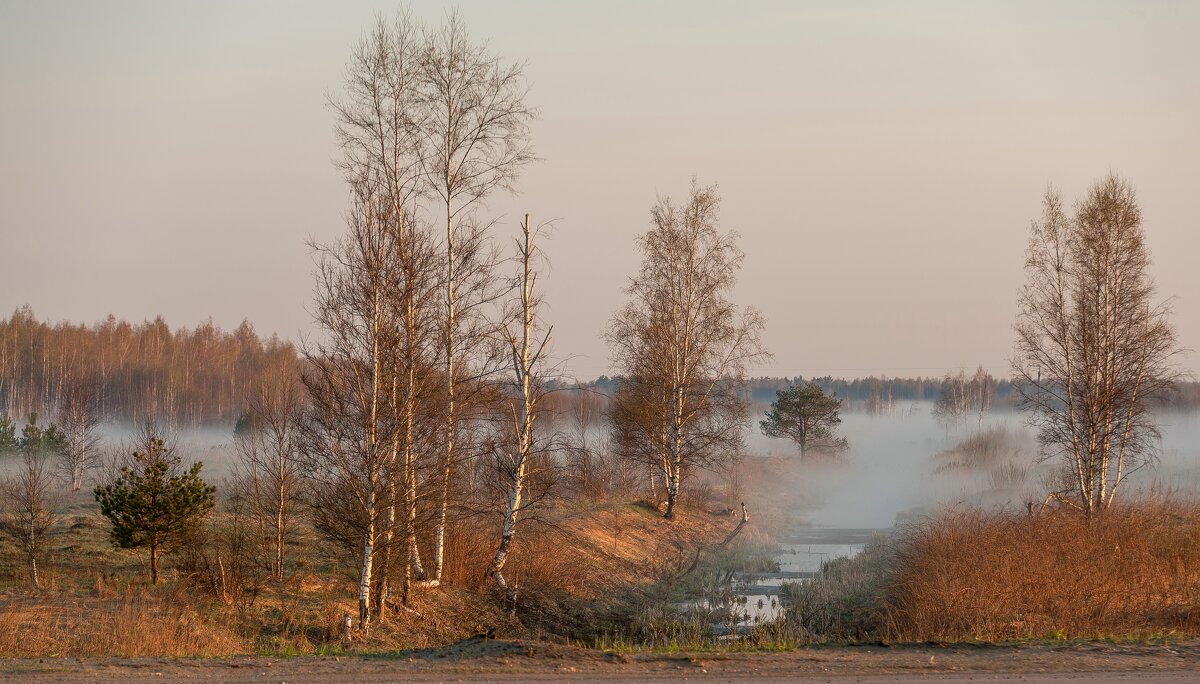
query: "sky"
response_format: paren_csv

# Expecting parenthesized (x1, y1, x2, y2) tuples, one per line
(1, 0, 1197, 379)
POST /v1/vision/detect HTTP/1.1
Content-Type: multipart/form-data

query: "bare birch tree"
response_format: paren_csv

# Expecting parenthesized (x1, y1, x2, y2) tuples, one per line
(302, 176, 400, 629)
(233, 364, 306, 580)
(488, 214, 553, 596)
(566, 388, 607, 496)
(0, 450, 58, 588)
(932, 366, 994, 431)
(1013, 175, 1182, 518)
(378, 223, 444, 608)
(57, 374, 102, 492)
(606, 372, 670, 501)
(606, 181, 767, 520)
(329, 11, 452, 610)
(417, 12, 536, 583)
(322, 9, 535, 606)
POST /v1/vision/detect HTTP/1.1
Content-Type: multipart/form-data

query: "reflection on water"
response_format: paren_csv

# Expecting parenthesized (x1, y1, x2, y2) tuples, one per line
(732, 530, 882, 624)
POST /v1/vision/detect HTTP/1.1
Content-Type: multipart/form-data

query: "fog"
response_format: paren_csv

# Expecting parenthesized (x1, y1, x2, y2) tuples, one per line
(83, 423, 243, 482)
(752, 403, 1200, 529)
(7, 404, 1198, 530)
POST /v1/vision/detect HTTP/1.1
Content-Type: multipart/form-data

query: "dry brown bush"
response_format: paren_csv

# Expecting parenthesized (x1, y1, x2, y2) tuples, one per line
(987, 462, 1029, 491)
(934, 426, 1023, 472)
(888, 499, 1200, 641)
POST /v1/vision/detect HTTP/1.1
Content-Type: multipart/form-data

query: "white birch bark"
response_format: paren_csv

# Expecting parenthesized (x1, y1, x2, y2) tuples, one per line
(491, 214, 546, 594)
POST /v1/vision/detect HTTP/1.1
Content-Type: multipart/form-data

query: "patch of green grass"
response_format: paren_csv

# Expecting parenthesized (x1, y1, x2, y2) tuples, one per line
(588, 620, 810, 655)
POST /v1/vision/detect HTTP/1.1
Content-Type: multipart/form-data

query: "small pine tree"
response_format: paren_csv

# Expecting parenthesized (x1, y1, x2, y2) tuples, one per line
(18, 413, 67, 455)
(0, 414, 18, 453)
(94, 437, 216, 583)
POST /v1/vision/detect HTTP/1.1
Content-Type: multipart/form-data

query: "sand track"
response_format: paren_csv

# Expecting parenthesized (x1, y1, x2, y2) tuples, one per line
(3, 638, 1198, 682)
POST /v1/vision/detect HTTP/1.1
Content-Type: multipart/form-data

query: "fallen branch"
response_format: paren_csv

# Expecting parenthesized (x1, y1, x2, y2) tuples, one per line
(1032, 490, 1082, 516)
(682, 502, 750, 576)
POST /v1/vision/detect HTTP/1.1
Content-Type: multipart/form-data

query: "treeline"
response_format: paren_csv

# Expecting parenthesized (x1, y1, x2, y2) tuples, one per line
(585, 374, 1022, 412)
(0, 306, 297, 427)
(748, 375, 1018, 408)
(4, 302, 1192, 433)
(588, 374, 1200, 413)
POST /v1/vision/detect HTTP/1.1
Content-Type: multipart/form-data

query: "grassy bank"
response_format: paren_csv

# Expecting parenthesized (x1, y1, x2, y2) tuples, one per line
(0, 495, 744, 657)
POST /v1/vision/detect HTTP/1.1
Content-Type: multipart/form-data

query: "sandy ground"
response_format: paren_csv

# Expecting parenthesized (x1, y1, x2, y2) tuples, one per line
(2, 637, 1199, 682)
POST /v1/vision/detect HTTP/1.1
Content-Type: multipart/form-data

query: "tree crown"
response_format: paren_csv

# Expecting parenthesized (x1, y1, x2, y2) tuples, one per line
(94, 438, 216, 551)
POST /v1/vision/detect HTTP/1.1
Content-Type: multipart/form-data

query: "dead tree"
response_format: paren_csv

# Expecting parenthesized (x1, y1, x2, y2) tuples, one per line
(489, 214, 553, 596)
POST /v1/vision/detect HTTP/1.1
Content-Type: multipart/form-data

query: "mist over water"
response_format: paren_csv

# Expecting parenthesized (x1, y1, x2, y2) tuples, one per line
(750, 402, 1200, 529)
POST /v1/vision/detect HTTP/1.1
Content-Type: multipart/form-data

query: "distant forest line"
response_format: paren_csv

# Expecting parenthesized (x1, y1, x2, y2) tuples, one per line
(587, 374, 1020, 410)
(0, 307, 295, 427)
(1, 307, 1195, 427)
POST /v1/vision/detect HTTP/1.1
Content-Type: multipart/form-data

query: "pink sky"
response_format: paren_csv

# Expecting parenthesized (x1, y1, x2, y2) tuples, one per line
(1, 1, 1197, 378)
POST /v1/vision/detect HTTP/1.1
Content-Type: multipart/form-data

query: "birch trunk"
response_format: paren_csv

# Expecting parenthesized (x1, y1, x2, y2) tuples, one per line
(431, 190, 454, 588)
(359, 284, 383, 627)
(358, 505, 374, 627)
(29, 513, 40, 588)
(491, 215, 541, 594)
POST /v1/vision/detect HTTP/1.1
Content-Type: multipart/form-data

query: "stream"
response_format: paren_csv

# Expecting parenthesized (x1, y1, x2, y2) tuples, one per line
(729, 526, 889, 625)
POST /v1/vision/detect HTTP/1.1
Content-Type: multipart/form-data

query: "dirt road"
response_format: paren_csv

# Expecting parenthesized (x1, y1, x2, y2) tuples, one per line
(3, 638, 1197, 682)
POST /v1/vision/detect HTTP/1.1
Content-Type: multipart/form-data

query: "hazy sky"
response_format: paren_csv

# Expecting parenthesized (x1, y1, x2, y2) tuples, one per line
(1, 1, 1197, 379)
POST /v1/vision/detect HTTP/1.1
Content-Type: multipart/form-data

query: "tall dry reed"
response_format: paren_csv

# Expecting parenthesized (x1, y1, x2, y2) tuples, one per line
(888, 499, 1200, 640)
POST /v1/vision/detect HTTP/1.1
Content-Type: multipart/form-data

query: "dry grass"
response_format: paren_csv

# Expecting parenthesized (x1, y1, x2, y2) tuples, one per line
(935, 426, 1025, 472)
(0, 590, 243, 657)
(15, 486, 1200, 654)
(987, 462, 1029, 490)
(440, 501, 728, 597)
(888, 499, 1200, 641)
(433, 499, 746, 641)
(0, 496, 741, 658)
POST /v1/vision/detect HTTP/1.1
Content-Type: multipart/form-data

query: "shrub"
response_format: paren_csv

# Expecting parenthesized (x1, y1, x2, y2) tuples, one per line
(782, 535, 894, 640)
(888, 499, 1200, 641)
(934, 426, 1023, 472)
